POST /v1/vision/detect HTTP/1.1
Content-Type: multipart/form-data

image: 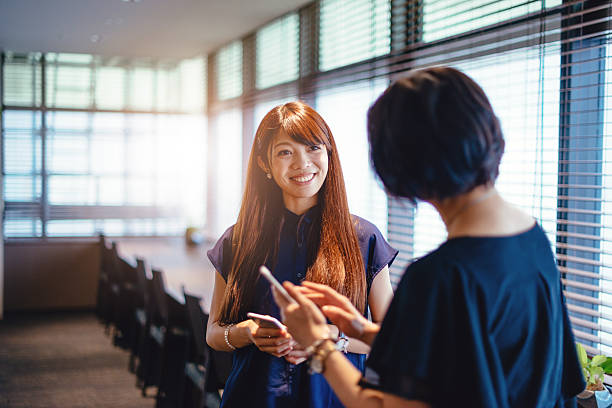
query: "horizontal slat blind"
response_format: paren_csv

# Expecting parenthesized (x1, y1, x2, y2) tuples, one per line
(421, 0, 561, 43)
(3, 53, 42, 107)
(215, 41, 243, 101)
(319, 0, 391, 71)
(256, 13, 300, 89)
(2, 52, 207, 237)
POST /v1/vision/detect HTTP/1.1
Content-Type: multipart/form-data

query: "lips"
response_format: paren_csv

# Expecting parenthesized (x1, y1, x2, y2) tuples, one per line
(290, 173, 316, 183)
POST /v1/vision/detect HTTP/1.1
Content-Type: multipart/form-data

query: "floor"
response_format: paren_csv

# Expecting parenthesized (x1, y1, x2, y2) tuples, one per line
(0, 311, 155, 408)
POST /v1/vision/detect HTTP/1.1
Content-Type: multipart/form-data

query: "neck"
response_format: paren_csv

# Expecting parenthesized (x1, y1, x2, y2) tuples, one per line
(432, 186, 498, 234)
(283, 194, 318, 215)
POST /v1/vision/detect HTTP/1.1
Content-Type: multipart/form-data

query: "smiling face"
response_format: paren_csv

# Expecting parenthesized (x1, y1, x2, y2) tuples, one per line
(266, 132, 329, 214)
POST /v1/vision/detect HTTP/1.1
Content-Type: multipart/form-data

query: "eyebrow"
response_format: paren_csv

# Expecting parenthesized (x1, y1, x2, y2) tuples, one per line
(273, 141, 292, 150)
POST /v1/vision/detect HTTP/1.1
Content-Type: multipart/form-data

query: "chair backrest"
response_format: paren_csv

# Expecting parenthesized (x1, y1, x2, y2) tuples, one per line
(135, 259, 149, 310)
(183, 290, 208, 360)
(118, 257, 138, 286)
(151, 269, 169, 326)
(107, 242, 124, 284)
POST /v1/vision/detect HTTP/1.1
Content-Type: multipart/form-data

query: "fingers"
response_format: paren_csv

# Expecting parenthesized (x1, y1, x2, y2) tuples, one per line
(301, 281, 354, 309)
(259, 343, 293, 357)
(253, 327, 286, 338)
(285, 355, 307, 365)
(271, 286, 289, 309)
(321, 305, 360, 332)
(283, 281, 316, 310)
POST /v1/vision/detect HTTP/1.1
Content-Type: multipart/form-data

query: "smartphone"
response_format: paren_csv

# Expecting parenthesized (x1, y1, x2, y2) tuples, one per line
(247, 312, 286, 330)
(259, 265, 297, 304)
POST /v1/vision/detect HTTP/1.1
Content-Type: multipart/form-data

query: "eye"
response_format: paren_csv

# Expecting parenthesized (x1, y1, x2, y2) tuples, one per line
(308, 144, 323, 152)
(276, 149, 291, 157)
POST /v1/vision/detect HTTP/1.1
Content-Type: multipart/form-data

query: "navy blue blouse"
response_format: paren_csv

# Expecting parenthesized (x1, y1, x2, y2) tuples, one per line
(207, 206, 398, 408)
(361, 223, 585, 408)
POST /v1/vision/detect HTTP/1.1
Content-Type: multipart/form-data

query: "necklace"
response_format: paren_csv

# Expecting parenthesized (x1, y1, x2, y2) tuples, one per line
(444, 189, 496, 230)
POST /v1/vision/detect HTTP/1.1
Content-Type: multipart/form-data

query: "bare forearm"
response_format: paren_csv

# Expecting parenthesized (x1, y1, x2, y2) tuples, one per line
(322, 350, 385, 408)
(206, 321, 252, 351)
(347, 336, 370, 354)
(323, 349, 430, 408)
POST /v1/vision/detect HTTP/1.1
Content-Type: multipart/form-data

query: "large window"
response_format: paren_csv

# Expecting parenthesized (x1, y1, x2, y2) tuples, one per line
(2, 52, 207, 237)
(315, 80, 388, 234)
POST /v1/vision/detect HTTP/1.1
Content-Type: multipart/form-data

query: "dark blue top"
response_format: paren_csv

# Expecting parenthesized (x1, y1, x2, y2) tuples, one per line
(361, 223, 585, 408)
(207, 206, 398, 408)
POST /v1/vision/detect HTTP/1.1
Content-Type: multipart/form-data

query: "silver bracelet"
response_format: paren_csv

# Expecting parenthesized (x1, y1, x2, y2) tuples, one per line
(224, 323, 236, 351)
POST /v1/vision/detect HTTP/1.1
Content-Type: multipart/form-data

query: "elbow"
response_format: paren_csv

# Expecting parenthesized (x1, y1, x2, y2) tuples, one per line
(206, 323, 223, 350)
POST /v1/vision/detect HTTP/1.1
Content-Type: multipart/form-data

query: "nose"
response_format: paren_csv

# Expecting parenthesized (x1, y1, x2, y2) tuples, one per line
(291, 149, 311, 169)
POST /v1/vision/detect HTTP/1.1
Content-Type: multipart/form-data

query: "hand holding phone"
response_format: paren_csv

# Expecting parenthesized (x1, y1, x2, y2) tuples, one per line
(247, 312, 286, 330)
(259, 265, 297, 304)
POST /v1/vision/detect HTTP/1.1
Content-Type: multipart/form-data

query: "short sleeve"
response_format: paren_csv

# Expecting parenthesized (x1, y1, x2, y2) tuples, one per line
(206, 226, 234, 282)
(353, 216, 398, 288)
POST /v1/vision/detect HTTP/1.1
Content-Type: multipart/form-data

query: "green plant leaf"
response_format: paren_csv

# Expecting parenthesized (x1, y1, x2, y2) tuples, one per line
(576, 343, 588, 368)
(601, 357, 612, 374)
(589, 366, 604, 384)
(592, 355, 607, 366)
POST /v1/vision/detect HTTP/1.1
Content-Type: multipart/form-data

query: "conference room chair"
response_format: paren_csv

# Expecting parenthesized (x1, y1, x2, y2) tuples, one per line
(182, 290, 213, 408)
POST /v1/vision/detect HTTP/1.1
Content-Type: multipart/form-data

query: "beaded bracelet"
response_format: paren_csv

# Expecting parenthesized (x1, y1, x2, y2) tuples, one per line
(224, 323, 236, 351)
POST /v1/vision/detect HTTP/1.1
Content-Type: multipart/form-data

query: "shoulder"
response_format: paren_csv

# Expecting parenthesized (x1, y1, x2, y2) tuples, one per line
(351, 214, 384, 243)
(206, 225, 236, 276)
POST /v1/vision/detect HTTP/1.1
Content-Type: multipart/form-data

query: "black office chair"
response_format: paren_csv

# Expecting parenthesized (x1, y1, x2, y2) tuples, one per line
(95, 234, 114, 331)
(128, 258, 148, 373)
(112, 253, 139, 349)
(182, 290, 212, 408)
(136, 269, 190, 407)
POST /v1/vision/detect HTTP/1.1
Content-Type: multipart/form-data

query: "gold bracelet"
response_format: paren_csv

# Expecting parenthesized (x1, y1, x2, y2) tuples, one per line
(308, 338, 337, 374)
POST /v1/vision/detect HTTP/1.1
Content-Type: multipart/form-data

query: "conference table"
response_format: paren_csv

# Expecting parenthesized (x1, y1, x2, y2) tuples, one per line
(115, 236, 216, 313)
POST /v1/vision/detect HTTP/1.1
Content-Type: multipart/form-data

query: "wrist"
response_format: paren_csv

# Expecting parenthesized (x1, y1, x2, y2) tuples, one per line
(307, 338, 337, 374)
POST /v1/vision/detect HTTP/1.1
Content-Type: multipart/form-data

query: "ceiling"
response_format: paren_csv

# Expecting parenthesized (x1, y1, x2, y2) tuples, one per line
(0, 0, 311, 59)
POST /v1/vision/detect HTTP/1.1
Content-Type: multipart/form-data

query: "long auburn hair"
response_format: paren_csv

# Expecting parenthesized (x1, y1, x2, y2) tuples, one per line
(217, 101, 366, 325)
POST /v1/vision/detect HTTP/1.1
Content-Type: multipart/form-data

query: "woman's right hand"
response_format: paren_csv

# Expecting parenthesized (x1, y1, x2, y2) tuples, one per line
(242, 319, 294, 357)
(298, 281, 379, 344)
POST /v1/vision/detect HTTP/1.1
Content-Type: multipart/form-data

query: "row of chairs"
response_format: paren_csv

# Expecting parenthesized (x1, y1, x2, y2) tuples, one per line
(95, 234, 231, 408)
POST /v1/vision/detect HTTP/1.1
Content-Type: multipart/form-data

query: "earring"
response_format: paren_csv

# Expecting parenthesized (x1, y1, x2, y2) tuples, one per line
(266, 173, 272, 179)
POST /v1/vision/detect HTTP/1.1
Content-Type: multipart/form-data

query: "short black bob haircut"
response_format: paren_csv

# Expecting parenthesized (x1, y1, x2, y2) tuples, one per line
(367, 66, 505, 204)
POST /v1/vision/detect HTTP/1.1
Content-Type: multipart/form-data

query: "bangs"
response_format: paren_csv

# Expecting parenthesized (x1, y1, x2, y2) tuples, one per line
(278, 105, 331, 149)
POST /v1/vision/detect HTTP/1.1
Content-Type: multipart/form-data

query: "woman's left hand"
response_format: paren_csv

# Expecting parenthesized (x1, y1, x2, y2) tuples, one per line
(272, 281, 331, 348)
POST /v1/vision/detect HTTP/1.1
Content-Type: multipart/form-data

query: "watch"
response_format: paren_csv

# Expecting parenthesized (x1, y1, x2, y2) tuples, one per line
(308, 338, 337, 374)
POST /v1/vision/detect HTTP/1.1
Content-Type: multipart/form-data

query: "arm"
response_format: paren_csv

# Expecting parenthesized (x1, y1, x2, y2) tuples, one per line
(369, 266, 393, 322)
(206, 270, 293, 356)
(345, 266, 393, 354)
(276, 282, 430, 408)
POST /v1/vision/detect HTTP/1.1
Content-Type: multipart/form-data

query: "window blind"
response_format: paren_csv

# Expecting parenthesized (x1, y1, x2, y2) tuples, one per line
(2, 52, 207, 238)
(256, 13, 300, 89)
(215, 41, 243, 101)
(319, 0, 391, 71)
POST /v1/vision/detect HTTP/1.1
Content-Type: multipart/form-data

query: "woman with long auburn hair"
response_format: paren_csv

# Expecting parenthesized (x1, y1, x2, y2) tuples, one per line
(206, 101, 397, 408)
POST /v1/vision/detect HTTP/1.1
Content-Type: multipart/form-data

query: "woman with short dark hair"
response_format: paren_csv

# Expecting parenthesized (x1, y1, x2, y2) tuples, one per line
(274, 67, 585, 408)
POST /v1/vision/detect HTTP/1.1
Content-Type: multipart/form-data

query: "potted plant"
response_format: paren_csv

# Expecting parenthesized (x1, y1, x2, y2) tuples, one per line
(576, 343, 612, 408)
